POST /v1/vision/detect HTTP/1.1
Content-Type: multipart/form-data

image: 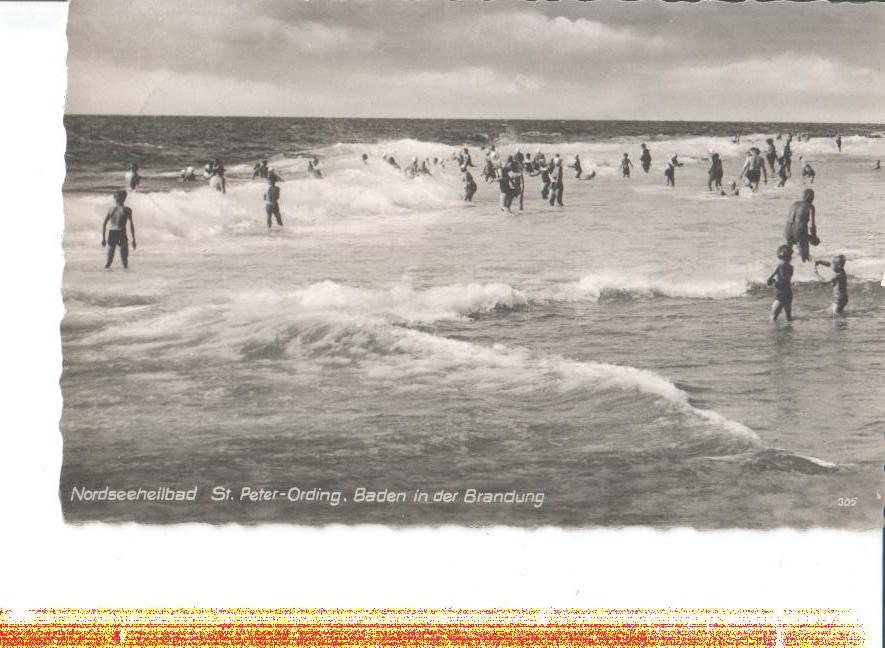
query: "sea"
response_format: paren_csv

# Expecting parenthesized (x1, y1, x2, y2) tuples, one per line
(60, 116, 885, 527)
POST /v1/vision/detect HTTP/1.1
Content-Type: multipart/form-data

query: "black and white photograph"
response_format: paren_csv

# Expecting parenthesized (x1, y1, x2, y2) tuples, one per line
(59, 0, 884, 528)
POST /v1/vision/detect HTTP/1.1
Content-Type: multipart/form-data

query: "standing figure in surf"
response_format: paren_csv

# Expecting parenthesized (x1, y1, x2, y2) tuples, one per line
(767, 244, 794, 323)
(775, 156, 789, 188)
(739, 148, 767, 192)
(462, 165, 477, 202)
(510, 157, 525, 211)
(639, 143, 652, 173)
(765, 138, 778, 174)
(835, 134, 842, 153)
(101, 190, 136, 269)
(206, 158, 226, 193)
(620, 153, 633, 178)
(782, 137, 793, 175)
(570, 154, 583, 179)
(784, 188, 819, 262)
(458, 147, 474, 168)
(125, 163, 141, 192)
(496, 159, 513, 213)
(538, 160, 552, 199)
(707, 152, 723, 192)
(815, 255, 848, 316)
(307, 156, 323, 179)
(549, 157, 564, 207)
(664, 154, 682, 187)
(800, 160, 815, 184)
(263, 175, 283, 229)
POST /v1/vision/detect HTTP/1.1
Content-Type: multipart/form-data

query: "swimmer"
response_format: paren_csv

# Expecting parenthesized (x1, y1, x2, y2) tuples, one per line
(125, 163, 141, 192)
(179, 166, 196, 182)
(570, 154, 583, 179)
(815, 255, 848, 316)
(549, 156, 564, 207)
(496, 159, 513, 213)
(639, 143, 652, 173)
(801, 162, 816, 184)
(775, 156, 789, 188)
(253, 160, 269, 180)
(384, 154, 401, 171)
(538, 160, 552, 199)
(263, 175, 283, 229)
(664, 154, 682, 187)
(206, 158, 226, 193)
(362, 153, 368, 164)
(721, 180, 740, 197)
(874, 160, 881, 170)
(765, 138, 778, 174)
(739, 148, 767, 191)
(462, 165, 477, 202)
(458, 147, 474, 168)
(510, 157, 525, 211)
(783, 188, 818, 262)
(707, 152, 723, 191)
(767, 244, 794, 323)
(835, 134, 842, 153)
(307, 156, 323, 179)
(404, 156, 419, 179)
(620, 153, 633, 179)
(782, 137, 793, 175)
(101, 190, 136, 269)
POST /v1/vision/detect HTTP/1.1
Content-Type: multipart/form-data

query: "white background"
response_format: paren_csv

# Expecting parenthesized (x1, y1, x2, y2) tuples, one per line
(0, 2, 880, 641)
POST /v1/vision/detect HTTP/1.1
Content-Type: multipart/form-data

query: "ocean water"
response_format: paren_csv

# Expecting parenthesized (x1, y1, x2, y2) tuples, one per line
(60, 117, 885, 527)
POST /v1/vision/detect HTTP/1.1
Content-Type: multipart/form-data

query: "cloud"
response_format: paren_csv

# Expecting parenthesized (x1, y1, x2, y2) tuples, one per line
(666, 55, 883, 96)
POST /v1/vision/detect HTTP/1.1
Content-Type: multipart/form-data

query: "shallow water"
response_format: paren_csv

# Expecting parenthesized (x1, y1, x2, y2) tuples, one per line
(61, 118, 885, 527)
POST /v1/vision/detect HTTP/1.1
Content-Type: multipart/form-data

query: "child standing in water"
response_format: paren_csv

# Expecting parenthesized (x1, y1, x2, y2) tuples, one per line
(620, 153, 633, 178)
(767, 244, 794, 323)
(101, 190, 136, 269)
(815, 255, 848, 316)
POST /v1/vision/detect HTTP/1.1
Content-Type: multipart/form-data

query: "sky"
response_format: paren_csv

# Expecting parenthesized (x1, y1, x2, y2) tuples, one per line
(66, 0, 885, 122)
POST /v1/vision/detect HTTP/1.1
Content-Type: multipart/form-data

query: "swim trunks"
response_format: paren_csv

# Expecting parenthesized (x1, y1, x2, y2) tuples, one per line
(746, 169, 761, 183)
(107, 229, 127, 247)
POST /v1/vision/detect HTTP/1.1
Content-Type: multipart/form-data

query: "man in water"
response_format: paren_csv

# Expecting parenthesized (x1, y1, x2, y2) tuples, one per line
(707, 152, 723, 192)
(264, 175, 282, 229)
(361, 153, 369, 164)
(639, 143, 652, 173)
(784, 188, 818, 262)
(664, 154, 682, 187)
(549, 157, 564, 207)
(739, 148, 767, 191)
(461, 165, 477, 202)
(308, 156, 323, 179)
(458, 146, 473, 168)
(765, 138, 778, 173)
(179, 166, 196, 182)
(835, 134, 842, 153)
(101, 190, 136, 269)
(496, 159, 513, 213)
(125, 163, 141, 191)
(570, 154, 583, 179)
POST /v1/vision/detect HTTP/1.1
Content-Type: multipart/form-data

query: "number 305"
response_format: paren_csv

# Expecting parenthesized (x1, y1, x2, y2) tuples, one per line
(837, 497, 857, 507)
